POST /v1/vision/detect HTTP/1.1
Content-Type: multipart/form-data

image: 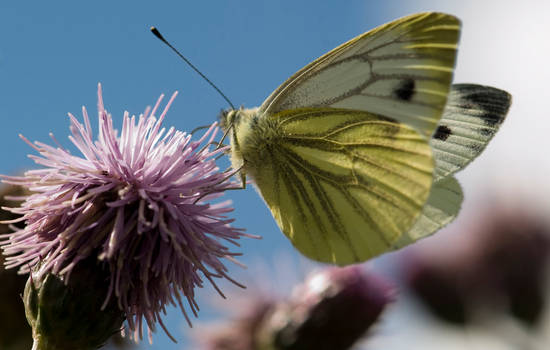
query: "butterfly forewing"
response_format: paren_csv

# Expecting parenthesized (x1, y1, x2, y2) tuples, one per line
(260, 12, 461, 138)
(431, 84, 511, 181)
(248, 108, 433, 264)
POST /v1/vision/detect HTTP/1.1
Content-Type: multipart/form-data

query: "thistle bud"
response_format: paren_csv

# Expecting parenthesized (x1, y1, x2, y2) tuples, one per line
(24, 259, 125, 350)
(257, 266, 394, 350)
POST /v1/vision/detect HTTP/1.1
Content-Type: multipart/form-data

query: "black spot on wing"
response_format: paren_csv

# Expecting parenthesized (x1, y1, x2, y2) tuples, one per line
(433, 125, 452, 141)
(394, 79, 415, 101)
(480, 128, 493, 137)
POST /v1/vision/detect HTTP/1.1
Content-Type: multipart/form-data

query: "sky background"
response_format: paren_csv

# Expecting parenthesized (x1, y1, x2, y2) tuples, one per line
(1, 1, 549, 349)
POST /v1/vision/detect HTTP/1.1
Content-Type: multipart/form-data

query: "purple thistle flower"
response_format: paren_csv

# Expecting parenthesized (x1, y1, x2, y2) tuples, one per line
(196, 265, 395, 350)
(266, 266, 395, 350)
(402, 201, 550, 327)
(0, 84, 253, 342)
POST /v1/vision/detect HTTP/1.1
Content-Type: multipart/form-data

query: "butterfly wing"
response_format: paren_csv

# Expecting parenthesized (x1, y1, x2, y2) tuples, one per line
(248, 108, 433, 264)
(259, 12, 461, 137)
(432, 84, 511, 181)
(252, 86, 509, 262)
(394, 176, 463, 248)
(244, 13, 461, 264)
(395, 84, 511, 246)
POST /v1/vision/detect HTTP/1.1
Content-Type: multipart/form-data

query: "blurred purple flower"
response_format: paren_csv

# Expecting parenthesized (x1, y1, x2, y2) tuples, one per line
(267, 266, 395, 350)
(197, 266, 394, 350)
(0, 84, 253, 342)
(197, 298, 276, 350)
(405, 253, 471, 325)
(403, 202, 550, 327)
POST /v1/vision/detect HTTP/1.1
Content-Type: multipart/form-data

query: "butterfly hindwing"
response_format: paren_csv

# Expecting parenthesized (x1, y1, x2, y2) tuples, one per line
(247, 108, 433, 265)
(259, 12, 461, 137)
(431, 84, 511, 181)
(394, 175, 463, 248)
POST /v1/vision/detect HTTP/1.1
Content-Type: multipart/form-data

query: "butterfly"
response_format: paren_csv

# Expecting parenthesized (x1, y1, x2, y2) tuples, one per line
(219, 12, 511, 265)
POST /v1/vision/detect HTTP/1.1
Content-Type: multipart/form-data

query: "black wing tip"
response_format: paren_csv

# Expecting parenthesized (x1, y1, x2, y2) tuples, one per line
(451, 83, 512, 104)
(450, 83, 512, 126)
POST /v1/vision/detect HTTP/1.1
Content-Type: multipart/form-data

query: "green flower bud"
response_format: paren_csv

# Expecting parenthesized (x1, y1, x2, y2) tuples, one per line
(24, 259, 125, 350)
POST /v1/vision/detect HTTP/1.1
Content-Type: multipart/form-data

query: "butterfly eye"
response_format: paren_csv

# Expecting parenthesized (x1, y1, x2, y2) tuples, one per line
(226, 110, 240, 125)
(218, 109, 232, 129)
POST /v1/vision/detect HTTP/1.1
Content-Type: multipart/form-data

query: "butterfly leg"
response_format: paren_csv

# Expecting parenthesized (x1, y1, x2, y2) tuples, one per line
(190, 124, 212, 135)
(191, 166, 246, 204)
(215, 122, 233, 150)
(239, 171, 246, 190)
(216, 169, 247, 191)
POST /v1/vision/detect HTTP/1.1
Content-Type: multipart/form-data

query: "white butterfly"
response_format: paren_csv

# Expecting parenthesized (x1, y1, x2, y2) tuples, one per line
(153, 13, 510, 265)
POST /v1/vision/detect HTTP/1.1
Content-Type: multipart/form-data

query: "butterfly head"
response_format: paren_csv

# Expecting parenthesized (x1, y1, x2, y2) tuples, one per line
(219, 107, 260, 133)
(218, 108, 245, 169)
(218, 107, 262, 175)
(219, 108, 240, 133)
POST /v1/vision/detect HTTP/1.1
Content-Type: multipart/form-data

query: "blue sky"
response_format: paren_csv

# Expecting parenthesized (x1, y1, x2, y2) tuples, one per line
(1, 1, 549, 349)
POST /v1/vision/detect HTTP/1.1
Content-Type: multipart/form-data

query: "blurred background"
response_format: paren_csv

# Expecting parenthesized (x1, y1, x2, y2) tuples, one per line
(0, 0, 549, 349)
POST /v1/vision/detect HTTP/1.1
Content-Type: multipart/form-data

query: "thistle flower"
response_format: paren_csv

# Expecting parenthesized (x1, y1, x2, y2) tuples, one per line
(197, 266, 394, 350)
(0, 84, 252, 344)
(198, 298, 276, 350)
(262, 266, 395, 350)
(403, 201, 550, 327)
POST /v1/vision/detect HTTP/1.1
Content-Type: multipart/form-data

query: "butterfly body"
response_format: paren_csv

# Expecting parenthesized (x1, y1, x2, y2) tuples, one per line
(222, 107, 279, 178)
(220, 13, 511, 265)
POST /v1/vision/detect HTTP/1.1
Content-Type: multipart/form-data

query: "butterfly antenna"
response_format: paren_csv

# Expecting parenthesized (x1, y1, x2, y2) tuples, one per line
(151, 27, 236, 110)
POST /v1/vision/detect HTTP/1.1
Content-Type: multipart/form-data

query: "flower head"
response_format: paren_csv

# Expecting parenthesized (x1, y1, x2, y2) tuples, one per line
(403, 200, 550, 327)
(0, 84, 252, 342)
(263, 266, 395, 350)
(197, 265, 394, 350)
